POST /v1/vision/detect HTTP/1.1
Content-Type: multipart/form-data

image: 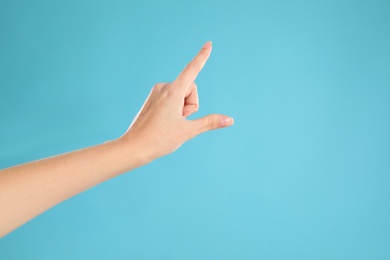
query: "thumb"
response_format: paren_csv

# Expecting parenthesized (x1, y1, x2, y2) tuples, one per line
(191, 114, 234, 137)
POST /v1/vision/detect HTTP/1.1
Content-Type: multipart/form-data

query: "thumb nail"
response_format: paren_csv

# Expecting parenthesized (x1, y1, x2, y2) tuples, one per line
(221, 117, 234, 128)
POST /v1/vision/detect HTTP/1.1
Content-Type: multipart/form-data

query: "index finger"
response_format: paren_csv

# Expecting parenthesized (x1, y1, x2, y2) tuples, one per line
(174, 41, 212, 89)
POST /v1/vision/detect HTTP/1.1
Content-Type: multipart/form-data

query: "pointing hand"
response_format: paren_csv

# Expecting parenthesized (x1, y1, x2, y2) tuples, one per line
(119, 41, 234, 161)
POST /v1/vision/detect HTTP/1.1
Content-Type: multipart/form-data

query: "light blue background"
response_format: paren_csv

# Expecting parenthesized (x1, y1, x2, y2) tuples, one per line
(1, 0, 389, 259)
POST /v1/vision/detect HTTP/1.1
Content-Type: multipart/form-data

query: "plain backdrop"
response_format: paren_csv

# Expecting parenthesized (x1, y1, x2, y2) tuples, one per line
(1, 0, 389, 259)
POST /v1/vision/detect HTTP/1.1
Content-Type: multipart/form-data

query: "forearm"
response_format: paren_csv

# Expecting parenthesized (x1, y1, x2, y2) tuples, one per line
(0, 138, 149, 237)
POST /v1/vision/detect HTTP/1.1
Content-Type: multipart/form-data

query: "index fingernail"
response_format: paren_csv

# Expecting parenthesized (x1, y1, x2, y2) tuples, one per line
(202, 41, 212, 49)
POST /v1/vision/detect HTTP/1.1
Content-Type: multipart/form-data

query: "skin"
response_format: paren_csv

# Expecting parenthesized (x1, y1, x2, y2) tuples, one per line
(0, 41, 233, 238)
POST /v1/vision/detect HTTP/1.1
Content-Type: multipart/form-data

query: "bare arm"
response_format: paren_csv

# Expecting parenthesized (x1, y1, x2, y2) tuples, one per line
(0, 42, 234, 237)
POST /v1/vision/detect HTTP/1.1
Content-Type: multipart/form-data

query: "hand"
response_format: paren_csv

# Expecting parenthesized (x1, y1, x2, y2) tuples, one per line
(118, 41, 234, 162)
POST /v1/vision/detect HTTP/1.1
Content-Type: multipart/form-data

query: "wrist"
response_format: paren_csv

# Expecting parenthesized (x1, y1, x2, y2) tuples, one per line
(113, 135, 155, 169)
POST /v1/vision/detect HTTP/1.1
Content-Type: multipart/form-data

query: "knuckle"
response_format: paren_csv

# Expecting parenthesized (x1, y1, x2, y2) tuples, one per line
(152, 84, 160, 92)
(193, 105, 199, 112)
(207, 116, 219, 130)
(164, 84, 177, 96)
(153, 82, 165, 91)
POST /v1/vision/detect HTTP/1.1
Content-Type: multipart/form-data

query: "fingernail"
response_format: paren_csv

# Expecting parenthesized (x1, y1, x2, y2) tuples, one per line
(203, 41, 212, 49)
(221, 117, 234, 128)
